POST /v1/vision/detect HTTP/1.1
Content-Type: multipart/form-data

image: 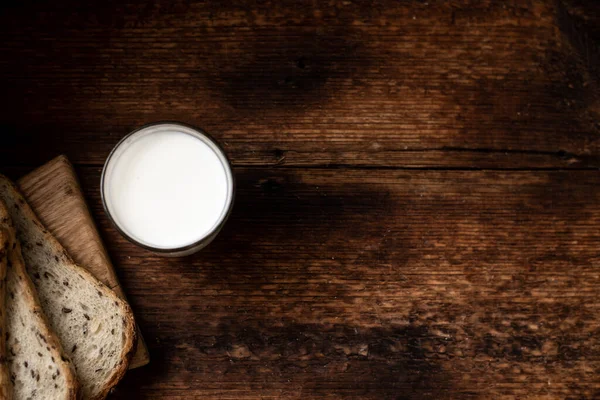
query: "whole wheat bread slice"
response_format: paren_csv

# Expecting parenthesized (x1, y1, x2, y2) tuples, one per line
(0, 227, 11, 400)
(0, 176, 136, 400)
(0, 199, 79, 400)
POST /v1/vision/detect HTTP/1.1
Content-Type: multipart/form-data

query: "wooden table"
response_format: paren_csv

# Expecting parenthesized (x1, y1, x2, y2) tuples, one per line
(1, 1, 599, 398)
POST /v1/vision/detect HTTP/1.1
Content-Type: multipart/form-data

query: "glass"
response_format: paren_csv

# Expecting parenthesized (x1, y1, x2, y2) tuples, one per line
(101, 122, 235, 256)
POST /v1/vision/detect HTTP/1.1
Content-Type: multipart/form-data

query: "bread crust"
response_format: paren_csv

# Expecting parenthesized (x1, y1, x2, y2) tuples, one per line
(0, 176, 137, 400)
(0, 228, 11, 400)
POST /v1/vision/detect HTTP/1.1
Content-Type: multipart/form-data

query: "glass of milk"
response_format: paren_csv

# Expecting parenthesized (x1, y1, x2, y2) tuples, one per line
(101, 122, 235, 256)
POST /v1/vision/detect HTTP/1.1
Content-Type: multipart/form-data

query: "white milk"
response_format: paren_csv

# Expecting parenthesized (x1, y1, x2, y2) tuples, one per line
(102, 125, 232, 250)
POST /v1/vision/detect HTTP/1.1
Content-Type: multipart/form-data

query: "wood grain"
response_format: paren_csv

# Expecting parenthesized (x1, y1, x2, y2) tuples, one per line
(17, 156, 150, 369)
(0, 0, 599, 398)
(0, 0, 598, 169)
(67, 166, 599, 399)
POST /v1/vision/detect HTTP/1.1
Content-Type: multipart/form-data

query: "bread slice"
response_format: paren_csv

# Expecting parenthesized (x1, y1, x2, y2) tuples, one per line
(0, 227, 11, 400)
(0, 176, 136, 400)
(0, 199, 79, 400)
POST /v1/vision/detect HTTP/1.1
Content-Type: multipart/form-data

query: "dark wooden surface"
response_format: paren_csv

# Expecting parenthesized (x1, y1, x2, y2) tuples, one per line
(1, 0, 600, 399)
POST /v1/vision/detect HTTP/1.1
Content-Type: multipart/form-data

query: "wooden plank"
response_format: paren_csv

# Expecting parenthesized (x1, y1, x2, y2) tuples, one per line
(0, 0, 599, 398)
(17, 156, 150, 369)
(71, 166, 600, 399)
(0, 0, 598, 168)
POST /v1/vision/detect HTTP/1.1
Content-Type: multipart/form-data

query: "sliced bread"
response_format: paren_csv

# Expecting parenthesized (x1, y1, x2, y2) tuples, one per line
(0, 228, 10, 400)
(0, 199, 79, 400)
(0, 176, 136, 400)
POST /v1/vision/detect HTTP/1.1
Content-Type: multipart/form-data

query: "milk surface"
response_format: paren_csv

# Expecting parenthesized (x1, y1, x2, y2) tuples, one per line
(104, 129, 229, 249)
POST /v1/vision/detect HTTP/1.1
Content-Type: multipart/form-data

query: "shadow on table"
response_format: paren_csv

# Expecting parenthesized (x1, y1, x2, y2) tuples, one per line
(202, 168, 411, 289)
